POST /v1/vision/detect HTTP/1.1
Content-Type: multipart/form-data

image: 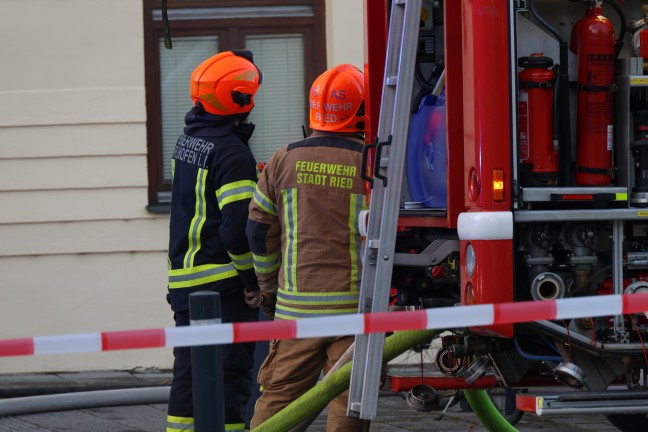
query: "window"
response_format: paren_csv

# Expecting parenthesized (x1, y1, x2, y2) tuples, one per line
(143, 0, 326, 208)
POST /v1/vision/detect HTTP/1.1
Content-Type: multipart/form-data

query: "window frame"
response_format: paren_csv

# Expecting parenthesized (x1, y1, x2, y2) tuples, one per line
(143, 0, 326, 208)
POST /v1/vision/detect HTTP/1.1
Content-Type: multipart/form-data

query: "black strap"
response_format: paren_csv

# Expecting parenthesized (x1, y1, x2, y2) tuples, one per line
(576, 164, 615, 176)
(231, 90, 252, 107)
(519, 80, 553, 89)
(162, 0, 172, 49)
(571, 82, 617, 93)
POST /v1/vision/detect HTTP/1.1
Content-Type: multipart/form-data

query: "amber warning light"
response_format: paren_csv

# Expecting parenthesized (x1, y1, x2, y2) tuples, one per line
(492, 169, 504, 201)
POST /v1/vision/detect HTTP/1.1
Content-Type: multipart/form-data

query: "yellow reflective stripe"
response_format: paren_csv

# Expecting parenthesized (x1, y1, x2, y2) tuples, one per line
(275, 305, 359, 320)
(171, 159, 176, 179)
(276, 281, 360, 318)
(220, 191, 253, 209)
(277, 287, 359, 304)
(253, 252, 281, 274)
(282, 189, 298, 292)
(253, 253, 280, 262)
(168, 263, 238, 289)
(167, 416, 242, 430)
(349, 193, 362, 293)
(228, 251, 254, 271)
(253, 187, 277, 216)
(167, 415, 194, 431)
(183, 168, 208, 267)
(167, 416, 193, 424)
(279, 298, 360, 306)
(216, 179, 256, 210)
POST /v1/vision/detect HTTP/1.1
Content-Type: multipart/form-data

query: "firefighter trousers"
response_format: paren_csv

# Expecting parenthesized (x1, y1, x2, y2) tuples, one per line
(167, 288, 258, 432)
(250, 335, 368, 432)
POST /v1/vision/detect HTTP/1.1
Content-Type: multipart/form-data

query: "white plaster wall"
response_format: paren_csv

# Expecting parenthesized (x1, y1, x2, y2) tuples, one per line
(0, 0, 174, 373)
(325, 0, 364, 70)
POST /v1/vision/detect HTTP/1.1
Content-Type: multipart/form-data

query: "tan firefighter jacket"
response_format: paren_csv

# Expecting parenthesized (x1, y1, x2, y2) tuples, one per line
(246, 133, 367, 320)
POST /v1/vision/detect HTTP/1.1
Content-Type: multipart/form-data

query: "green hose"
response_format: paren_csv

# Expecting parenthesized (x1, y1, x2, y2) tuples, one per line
(252, 329, 519, 432)
(252, 330, 438, 432)
(464, 389, 519, 432)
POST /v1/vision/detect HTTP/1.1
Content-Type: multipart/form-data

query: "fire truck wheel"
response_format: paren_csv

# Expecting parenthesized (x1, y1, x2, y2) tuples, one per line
(605, 413, 648, 432)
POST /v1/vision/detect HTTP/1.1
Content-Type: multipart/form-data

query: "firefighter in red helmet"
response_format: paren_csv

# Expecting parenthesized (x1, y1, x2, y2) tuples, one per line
(166, 49, 263, 432)
(245, 64, 369, 431)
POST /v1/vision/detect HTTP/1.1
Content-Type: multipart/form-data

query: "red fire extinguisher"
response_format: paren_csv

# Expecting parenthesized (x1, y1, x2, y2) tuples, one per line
(572, 0, 616, 186)
(518, 55, 558, 186)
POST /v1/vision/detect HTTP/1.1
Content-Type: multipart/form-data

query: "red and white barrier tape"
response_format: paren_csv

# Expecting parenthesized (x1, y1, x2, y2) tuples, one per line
(2, 293, 648, 358)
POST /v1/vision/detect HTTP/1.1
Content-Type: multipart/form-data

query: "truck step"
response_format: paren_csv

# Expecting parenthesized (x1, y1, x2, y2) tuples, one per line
(517, 390, 648, 416)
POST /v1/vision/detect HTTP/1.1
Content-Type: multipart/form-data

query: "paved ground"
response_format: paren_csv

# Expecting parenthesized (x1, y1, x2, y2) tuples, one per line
(0, 369, 627, 431)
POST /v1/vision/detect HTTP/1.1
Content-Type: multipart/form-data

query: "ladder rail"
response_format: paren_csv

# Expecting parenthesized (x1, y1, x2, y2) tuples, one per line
(347, 0, 423, 420)
(518, 391, 648, 416)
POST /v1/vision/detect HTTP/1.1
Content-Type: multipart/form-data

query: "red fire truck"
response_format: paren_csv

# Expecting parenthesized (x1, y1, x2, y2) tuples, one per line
(352, 0, 648, 429)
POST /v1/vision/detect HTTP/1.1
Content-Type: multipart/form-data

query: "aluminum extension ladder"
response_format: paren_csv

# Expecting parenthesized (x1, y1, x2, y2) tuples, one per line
(347, 0, 423, 420)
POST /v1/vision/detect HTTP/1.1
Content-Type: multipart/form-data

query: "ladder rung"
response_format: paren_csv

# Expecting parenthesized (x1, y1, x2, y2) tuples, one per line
(367, 238, 380, 249)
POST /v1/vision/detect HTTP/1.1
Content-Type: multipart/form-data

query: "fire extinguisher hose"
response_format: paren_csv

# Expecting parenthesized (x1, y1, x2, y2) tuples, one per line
(603, 0, 626, 58)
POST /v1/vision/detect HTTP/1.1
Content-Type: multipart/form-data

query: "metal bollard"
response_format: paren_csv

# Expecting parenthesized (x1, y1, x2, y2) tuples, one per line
(190, 291, 225, 432)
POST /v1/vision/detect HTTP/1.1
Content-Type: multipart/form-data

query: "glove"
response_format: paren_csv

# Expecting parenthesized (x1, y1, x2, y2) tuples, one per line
(243, 288, 262, 308)
(261, 292, 277, 320)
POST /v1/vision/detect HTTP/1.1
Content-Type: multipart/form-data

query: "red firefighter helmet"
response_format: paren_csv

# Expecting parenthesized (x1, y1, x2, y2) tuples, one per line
(309, 64, 365, 132)
(190, 50, 263, 116)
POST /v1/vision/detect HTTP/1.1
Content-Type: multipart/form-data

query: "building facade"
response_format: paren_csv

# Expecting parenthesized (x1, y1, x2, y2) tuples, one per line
(0, 0, 363, 373)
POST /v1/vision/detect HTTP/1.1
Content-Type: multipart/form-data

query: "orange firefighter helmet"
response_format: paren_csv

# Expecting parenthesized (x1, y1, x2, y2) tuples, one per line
(309, 64, 365, 133)
(190, 50, 263, 116)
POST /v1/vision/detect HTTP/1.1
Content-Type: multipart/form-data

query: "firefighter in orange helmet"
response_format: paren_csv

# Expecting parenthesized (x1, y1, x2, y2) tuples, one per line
(246, 64, 369, 431)
(166, 50, 263, 432)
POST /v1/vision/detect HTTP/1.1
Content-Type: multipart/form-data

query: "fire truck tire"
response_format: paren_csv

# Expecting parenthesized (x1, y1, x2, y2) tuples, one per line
(605, 413, 648, 432)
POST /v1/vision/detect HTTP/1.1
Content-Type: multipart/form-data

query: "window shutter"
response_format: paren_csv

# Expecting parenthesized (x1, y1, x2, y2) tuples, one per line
(246, 34, 306, 163)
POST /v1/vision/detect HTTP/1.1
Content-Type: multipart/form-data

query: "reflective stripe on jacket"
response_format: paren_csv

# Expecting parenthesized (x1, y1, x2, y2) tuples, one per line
(167, 119, 259, 311)
(247, 134, 367, 319)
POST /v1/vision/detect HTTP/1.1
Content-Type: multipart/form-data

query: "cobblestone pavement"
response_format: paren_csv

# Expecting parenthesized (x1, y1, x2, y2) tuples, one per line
(310, 392, 621, 432)
(0, 391, 623, 431)
(0, 371, 629, 431)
